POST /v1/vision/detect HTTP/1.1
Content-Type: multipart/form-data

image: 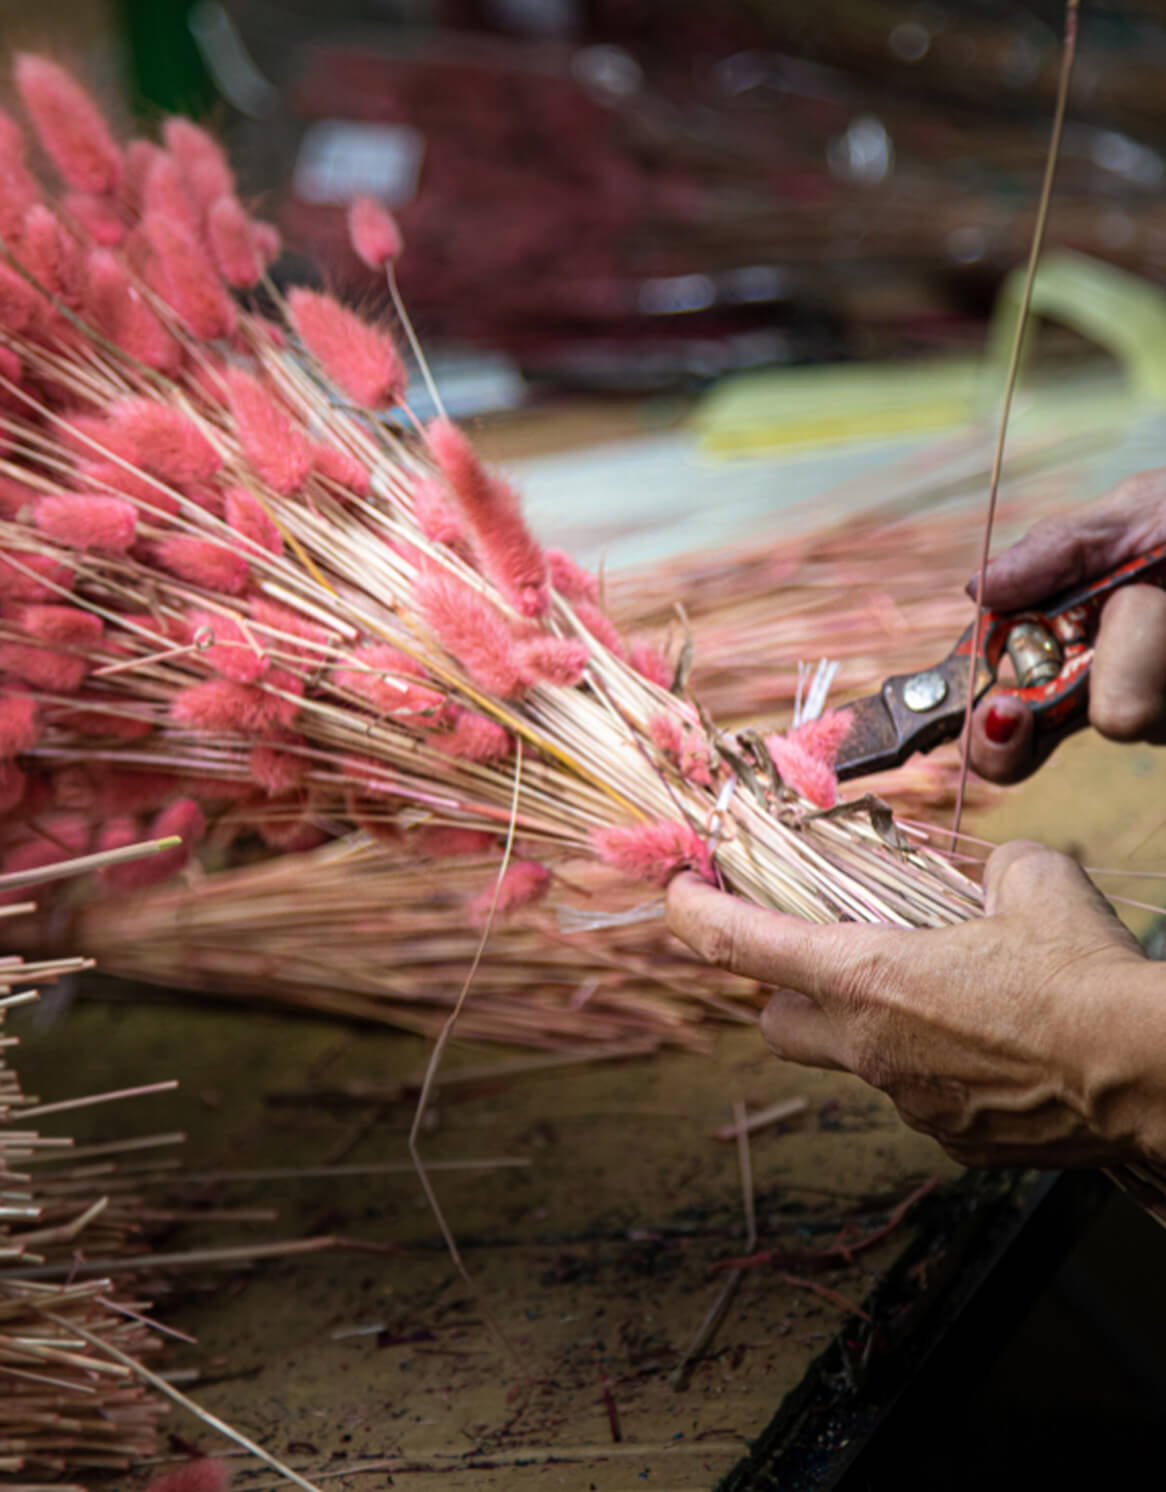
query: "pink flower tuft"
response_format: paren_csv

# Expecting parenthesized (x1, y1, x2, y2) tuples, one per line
(171, 669, 301, 737)
(0, 836, 78, 899)
(207, 195, 261, 289)
(104, 797, 203, 890)
(249, 598, 330, 664)
(142, 152, 201, 238)
(0, 476, 37, 520)
(0, 605, 102, 692)
(63, 190, 127, 245)
(331, 644, 444, 719)
(250, 220, 282, 267)
(223, 368, 312, 494)
(591, 820, 713, 886)
(516, 635, 588, 688)
(95, 815, 139, 878)
(156, 536, 249, 595)
(15, 55, 121, 194)
(546, 549, 599, 605)
(0, 549, 74, 602)
(101, 769, 182, 815)
(286, 287, 405, 409)
(0, 345, 21, 392)
(21, 204, 84, 299)
(310, 441, 370, 496)
(431, 710, 511, 763)
(415, 826, 496, 859)
(426, 420, 548, 618)
(412, 477, 462, 545)
(0, 694, 38, 757)
(648, 713, 712, 786)
(0, 762, 25, 814)
(348, 195, 403, 269)
(630, 640, 673, 690)
(162, 119, 235, 209)
(249, 743, 307, 796)
(188, 609, 268, 682)
(468, 859, 550, 924)
(415, 571, 525, 697)
(79, 458, 180, 517)
(35, 494, 137, 553)
(763, 711, 852, 810)
(0, 263, 37, 334)
(225, 487, 282, 557)
(145, 211, 237, 340)
(108, 398, 220, 484)
(0, 109, 42, 244)
(649, 713, 684, 756)
(120, 138, 160, 214)
(574, 600, 625, 658)
(84, 248, 182, 375)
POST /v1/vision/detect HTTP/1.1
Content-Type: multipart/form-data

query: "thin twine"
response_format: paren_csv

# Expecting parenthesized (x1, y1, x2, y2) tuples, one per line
(951, 0, 1079, 849)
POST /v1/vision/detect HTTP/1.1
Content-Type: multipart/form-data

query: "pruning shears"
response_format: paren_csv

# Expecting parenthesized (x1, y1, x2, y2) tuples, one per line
(833, 542, 1166, 781)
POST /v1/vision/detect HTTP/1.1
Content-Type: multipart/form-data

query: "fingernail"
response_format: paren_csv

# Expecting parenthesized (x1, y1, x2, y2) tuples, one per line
(984, 704, 1020, 744)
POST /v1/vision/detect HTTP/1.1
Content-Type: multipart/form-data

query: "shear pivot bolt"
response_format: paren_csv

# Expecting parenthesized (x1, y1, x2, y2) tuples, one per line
(902, 670, 948, 712)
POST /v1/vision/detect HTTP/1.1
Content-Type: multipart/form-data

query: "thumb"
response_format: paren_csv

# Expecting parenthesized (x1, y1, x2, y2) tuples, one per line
(967, 694, 1035, 783)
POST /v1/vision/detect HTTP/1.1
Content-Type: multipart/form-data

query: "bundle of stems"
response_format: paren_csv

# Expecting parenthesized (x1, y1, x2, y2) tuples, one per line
(0, 55, 980, 985)
(0, 844, 177, 1483)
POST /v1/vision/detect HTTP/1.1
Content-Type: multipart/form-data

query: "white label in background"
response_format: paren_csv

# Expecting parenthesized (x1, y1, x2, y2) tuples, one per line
(293, 121, 426, 207)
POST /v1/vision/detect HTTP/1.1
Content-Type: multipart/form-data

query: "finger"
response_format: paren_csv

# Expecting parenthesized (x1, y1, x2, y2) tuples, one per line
(1089, 583, 1166, 743)
(666, 872, 876, 997)
(967, 695, 1035, 783)
(969, 471, 1166, 610)
(760, 988, 848, 1071)
(982, 840, 1142, 947)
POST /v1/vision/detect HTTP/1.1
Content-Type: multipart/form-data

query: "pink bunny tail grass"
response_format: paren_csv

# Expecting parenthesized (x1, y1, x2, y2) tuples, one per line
(0, 605, 103, 692)
(415, 825, 497, 859)
(0, 263, 38, 334)
(82, 458, 180, 516)
(286, 286, 406, 409)
(163, 117, 235, 208)
(142, 151, 202, 238)
(630, 640, 673, 690)
(426, 418, 549, 618)
(108, 397, 221, 484)
(574, 600, 626, 658)
(250, 743, 308, 795)
(547, 548, 599, 605)
(156, 536, 250, 595)
(224, 368, 312, 493)
(145, 1456, 232, 1492)
(0, 693, 38, 757)
(348, 194, 403, 268)
(145, 210, 237, 340)
(35, 494, 137, 553)
(15, 54, 121, 194)
(64, 189, 127, 245)
(310, 440, 370, 496)
(469, 858, 550, 924)
(412, 476, 463, 545)
(188, 609, 269, 682)
(649, 713, 684, 756)
(251, 219, 282, 266)
(225, 487, 283, 557)
(432, 709, 512, 763)
(0, 549, 75, 601)
(0, 109, 41, 240)
(85, 248, 182, 374)
(592, 820, 713, 886)
(764, 711, 852, 811)
(207, 194, 262, 289)
(415, 571, 526, 697)
(0, 475, 37, 519)
(171, 670, 301, 737)
(332, 644, 443, 718)
(0, 761, 26, 813)
(516, 636, 589, 688)
(21, 202, 84, 298)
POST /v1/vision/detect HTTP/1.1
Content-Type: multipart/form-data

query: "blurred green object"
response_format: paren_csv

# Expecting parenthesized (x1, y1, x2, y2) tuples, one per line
(117, 0, 217, 120)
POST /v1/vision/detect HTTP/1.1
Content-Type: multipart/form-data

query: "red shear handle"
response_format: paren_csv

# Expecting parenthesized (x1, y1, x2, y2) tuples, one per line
(979, 540, 1166, 729)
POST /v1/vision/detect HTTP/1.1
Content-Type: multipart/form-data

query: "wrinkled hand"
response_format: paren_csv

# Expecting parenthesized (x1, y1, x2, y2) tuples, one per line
(969, 470, 1166, 782)
(667, 844, 1165, 1169)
